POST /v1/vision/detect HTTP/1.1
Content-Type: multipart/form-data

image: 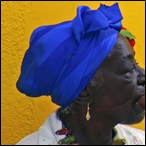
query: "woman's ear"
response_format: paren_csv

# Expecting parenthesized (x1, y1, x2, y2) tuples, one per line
(79, 87, 89, 97)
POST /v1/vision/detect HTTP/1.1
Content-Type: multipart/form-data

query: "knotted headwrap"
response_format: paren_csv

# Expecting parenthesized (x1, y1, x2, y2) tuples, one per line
(16, 3, 123, 108)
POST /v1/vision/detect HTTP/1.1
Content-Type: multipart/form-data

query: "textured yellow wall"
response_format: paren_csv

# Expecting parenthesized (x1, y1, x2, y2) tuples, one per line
(2, 1, 145, 145)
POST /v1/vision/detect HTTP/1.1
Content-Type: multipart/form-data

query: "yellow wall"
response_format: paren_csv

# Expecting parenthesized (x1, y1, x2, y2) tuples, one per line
(1, 1, 145, 145)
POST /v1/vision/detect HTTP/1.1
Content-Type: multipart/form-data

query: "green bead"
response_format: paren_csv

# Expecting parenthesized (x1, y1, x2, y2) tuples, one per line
(120, 30, 136, 39)
(112, 139, 126, 145)
(58, 136, 75, 144)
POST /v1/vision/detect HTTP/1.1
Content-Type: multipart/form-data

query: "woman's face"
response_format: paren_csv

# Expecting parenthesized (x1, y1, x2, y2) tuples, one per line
(88, 34, 145, 125)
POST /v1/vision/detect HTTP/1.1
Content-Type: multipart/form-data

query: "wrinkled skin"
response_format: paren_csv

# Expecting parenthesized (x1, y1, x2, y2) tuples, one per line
(62, 34, 145, 145)
(88, 34, 145, 125)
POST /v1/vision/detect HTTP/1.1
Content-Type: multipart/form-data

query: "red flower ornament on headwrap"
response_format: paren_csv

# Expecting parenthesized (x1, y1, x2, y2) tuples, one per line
(120, 27, 136, 48)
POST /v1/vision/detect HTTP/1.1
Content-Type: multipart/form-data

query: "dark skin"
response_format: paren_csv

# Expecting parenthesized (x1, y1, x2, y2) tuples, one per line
(60, 34, 145, 145)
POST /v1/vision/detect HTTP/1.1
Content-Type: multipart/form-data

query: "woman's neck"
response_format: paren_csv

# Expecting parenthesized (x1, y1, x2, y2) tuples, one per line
(59, 103, 114, 145)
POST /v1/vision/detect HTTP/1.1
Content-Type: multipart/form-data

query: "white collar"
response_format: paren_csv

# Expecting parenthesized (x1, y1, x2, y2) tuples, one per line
(38, 110, 65, 145)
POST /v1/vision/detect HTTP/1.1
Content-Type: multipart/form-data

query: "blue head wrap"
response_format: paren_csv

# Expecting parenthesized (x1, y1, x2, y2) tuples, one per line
(16, 3, 123, 108)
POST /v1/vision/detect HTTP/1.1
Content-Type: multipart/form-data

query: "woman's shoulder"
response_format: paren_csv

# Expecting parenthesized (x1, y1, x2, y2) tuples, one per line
(115, 124, 145, 145)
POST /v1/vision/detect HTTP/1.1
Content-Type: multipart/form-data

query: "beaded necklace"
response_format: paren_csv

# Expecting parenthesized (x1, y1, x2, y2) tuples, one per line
(55, 108, 126, 145)
(55, 109, 78, 145)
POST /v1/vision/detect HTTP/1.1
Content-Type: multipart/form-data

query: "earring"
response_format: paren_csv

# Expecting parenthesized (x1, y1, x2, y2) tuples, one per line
(85, 103, 91, 121)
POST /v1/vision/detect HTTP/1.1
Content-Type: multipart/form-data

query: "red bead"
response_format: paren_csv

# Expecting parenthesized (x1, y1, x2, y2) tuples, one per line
(55, 128, 72, 135)
(127, 38, 135, 48)
(122, 27, 126, 30)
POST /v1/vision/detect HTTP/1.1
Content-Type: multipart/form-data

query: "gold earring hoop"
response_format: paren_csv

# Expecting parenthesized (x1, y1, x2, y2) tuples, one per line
(85, 103, 91, 121)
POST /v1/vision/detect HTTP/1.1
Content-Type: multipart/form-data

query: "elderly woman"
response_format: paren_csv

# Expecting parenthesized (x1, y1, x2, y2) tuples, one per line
(16, 3, 145, 145)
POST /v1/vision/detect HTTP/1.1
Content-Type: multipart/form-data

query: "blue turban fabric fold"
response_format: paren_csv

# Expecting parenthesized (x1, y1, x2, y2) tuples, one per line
(16, 3, 123, 108)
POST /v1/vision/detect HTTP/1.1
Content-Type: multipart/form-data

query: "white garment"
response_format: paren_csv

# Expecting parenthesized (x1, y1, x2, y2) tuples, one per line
(16, 110, 145, 145)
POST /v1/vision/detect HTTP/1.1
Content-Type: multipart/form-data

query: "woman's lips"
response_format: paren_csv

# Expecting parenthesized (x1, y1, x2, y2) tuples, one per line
(135, 95, 145, 111)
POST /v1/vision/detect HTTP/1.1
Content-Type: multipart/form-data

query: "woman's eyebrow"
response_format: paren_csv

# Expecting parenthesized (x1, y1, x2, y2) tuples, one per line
(126, 54, 134, 60)
(126, 50, 135, 60)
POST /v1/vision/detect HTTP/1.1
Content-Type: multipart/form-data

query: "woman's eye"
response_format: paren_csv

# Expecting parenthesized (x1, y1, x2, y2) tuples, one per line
(123, 66, 135, 77)
(123, 66, 134, 74)
(128, 67, 134, 73)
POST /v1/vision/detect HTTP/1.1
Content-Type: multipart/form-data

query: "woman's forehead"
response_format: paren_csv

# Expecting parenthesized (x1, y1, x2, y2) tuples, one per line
(114, 35, 135, 59)
(97, 35, 135, 72)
